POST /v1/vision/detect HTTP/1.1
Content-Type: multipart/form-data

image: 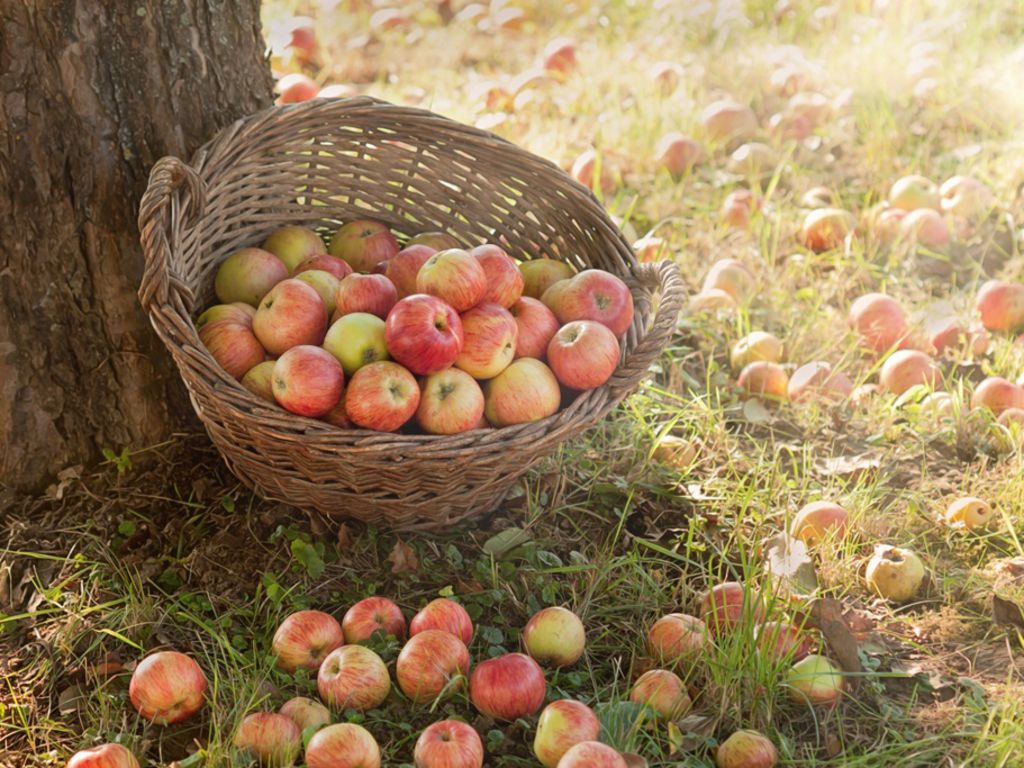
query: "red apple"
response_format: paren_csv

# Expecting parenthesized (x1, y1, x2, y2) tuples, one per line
(272, 346, 344, 418)
(738, 361, 789, 400)
(523, 607, 585, 668)
(767, 110, 812, 141)
(556, 741, 627, 768)
(520, 260, 575, 299)
(889, 174, 940, 211)
(455, 303, 518, 379)
(900, 208, 949, 246)
(409, 598, 474, 643)
(547, 320, 620, 390)
(787, 361, 852, 403)
(396, 629, 472, 704)
(570, 148, 615, 195)
(276, 73, 319, 104)
(768, 64, 806, 96)
(483, 358, 562, 426)
(328, 220, 399, 273)
(317, 645, 391, 711)
(469, 653, 546, 720)
(272, 610, 344, 673)
(542, 37, 576, 73)
(333, 273, 398, 319)
(253, 279, 328, 355)
(323, 313, 389, 376)
(928, 316, 989, 356)
(305, 723, 380, 768)
(629, 669, 691, 719)
(754, 621, 814, 662)
(547, 270, 634, 336)
(703, 258, 755, 302)
(385, 295, 464, 375)
(716, 730, 778, 768)
(262, 226, 327, 272)
(417, 369, 486, 435)
(128, 650, 207, 725)
(234, 712, 302, 767)
(727, 142, 774, 175)
(215, 248, 289, 306)
(700, 582, 763, 634)
(647, 613, 706, 663)
(849, 293, 909, 352)
(197, 301, 256, 329)
(790, 501, 849, 546)
(720, 189, 759, 227)
(295, 270, 341, 316)
(409, 232, 462, 250)
(66, 744, 139, 768)
(417, 249, 488, 312)
(472, 245, 524, 308)
(800, 208, 854, 252)
(284, 16, 316, 64)
(533, 701, 601, 768)
(998, 408, 1024, 427)
(385, 245, 436, 298)
(655, 132, 704, 177)
(279, 696, 331, 732)
(976, 280, 1024, 333)
(971, 377, 1024, 414)
(342, 597, 406, 644)
(199, 320, 266, 380)
(700, 99, 758, 143)
(294, 254, 353, 281)
(414, 721, 484, 768)
(633, 236, 669, 263)
(785, 654, 845, 707)
(879, 349, 940, 395)
(648, 61, 684, 94)
(510, 297, 560, 359)
(786, 91, 832, 128)
(344, 361, 419, 432)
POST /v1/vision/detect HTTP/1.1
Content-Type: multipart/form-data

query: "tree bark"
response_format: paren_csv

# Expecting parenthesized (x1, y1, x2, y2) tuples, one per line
(0, 1, 273, 491)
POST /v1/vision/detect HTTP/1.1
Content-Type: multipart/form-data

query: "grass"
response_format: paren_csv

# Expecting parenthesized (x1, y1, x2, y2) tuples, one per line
(5, 0, 1024, 765)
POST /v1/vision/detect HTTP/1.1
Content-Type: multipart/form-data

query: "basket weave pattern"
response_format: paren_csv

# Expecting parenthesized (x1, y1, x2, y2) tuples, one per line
(138, 97, 684, 530)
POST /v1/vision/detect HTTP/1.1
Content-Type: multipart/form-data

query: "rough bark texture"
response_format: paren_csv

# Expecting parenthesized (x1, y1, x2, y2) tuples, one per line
(0, 0, 273, 491)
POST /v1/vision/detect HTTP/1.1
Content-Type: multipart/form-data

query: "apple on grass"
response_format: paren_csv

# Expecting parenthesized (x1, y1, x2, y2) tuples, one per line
(879, 350, 940, 395)
(800, 208, 854, 252)
(414, 721, 484, 768)
(652, 435, 697, 468)
(262, 225, 327, 272)
(700, 99, 757, 143)
(629, 669, 691, 719)
(940, 175, 993, 219)
(701, 582, 764, 635)
(279, 696, 331, 732)
(197, 302, 256, 329)
(294, 253, 353, 281)
(570, 148, 615, 195)
(233, 712, 302, 768)
(754, 621, 814, 662)
(523, 607, 585, 668)
(533, 700, 601, 768)
(469, 653, 546, 720)
(519, 260, 575, 299)
(738, 361, 789, 400)
(396, 629, 471, 704)
(385, 245, 436, 298)
(317, 645, 390, 712)
(720, 189, 759, 228)
(67, 744, 140, 768)
(547, 320, 620, 391)
(471, 244, 524, 308)
(484, 359, 562, 427)
(253, 279, 328, 355)
(975, 280, 1024, 333)
(786, 654, 845, 706)
(944, 497, 993, 530)
(787, 361, 853, 403)
(385, 295, 464, 375)
(294, 269, 340, 316)
(305, 723, 381, 768)
(199, 320, 266, 380)
(730, 332, 783, 370)
(790, 501, 848, 546)
(545, 269, 634, 336)
(849, 293, 908, 352)
(455, 303, 518, 379)
(342, 597, 406, 644)
(556, 741, 627, 768)
(271, 610, 344, 673)
(971, 377, 1024, 414)
(344, 361, 419, 432)
(647, 613, 706, 663)
(334, 273, 398, 319)
(417, 249, 488, 312)
(410, 598, 474, 643)
(655, 132, 704, 177)
(542, 36, 576, 73)
(865, 545, 925, 602)
(214, 248, 289, 306)
(323, 313, 389, 376)
(275, 73, 319, 104)
(715, 730, 778, 768)
(129, 650, 207, 725)
(888, 174, 939, 211)
(417, 369, 486, 435)
(328, 220, 399, 273)
(510, 297, 560, 359)
(703, 259, 754, 302)
(272, 346, 344, 418)
(649, 61, 684, 93)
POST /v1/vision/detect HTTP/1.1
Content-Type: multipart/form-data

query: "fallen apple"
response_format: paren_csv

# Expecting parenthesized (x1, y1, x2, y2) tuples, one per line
(410, 598, 474, 643)
(305, 723, 380, 768)
(720, 189, 758, 227)
(785, 91, 832, 128)
(800, 208, 854, 252)
(279, 696, 331, 732)
(652, 434, 698, 469)
(328, 220, 399, 274)
(215, 248, 289, 306)
(655, 132, 704, 177)
(469, 652, 546, 720)
(271, 610, 345, 673)
(768, 64, 806, 97)
(865, 545, 926, 602)
(727, 142, 774, 176)
(975, 280, 1024, 333)
(547, 320, 620, 391)
(702, 259, 754, 302)
(879, 350, 940, 395)
(715, 730, 778, 768)
(533, 700, 601, 768)
(786, 361, 853, 403)
(629, 669, 691, 719)
(522, 606, 586, 668)
(971, 376, 1024, 415)
(396, 629, 471, 705)
(944, 496, 994, 530)
(888, 174, 940, 211)
(272, 345, 344, 418)
(737, 361, 789, 400)
(647, 613, 706, 663)
(483, 358, 562, 426)
(849, 293, 909, 353)
(785, 654, 845, 706)
(790, 501, 849, 546)
(129, 650, 207, 725)
(900, 208, 950, 247)
(767, 110, 812, 141)
(342, 596, 406, 644)
(66, 744, 140, 768)
(262, 225, 327, 273)
(317, 645, 391, 711)
(700, 582, 763, 635)
(754, 621, 814, 662)
(940, 175, 993, 220)
(555, 741, 627, 768)
(800, 187, 835, 208)
(276, 73, 318, 104)
(543, 37, 577, 74)
(730, 332, 783, 370)
(700, 99, 758, 143)
(233, 712, 302, 768)
(414, 720, 484, 768)
(570, 148, 615, 195)
(648, 61, 684, 94)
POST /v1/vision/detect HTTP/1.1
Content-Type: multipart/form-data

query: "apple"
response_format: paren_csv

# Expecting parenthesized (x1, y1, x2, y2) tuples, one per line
(918, 390, 956, 421)
(272, 610, 344, 673)
(865, 545, 926, 602)
(333, 273, 398, 320)
(652, 435, 698, 468)
(66, 744, 139, 768)
(787, 361, 853, 403)
(417, 249, 488, 312)
(276, 73, 319, 104)
(409, 231, 462, 251)
(523, 607, 585, 668)
(342, 597, 406, 644)
(520, 260, 575, 299)
(975, 280, 1024, 333)
(471, 245, 524, 308)
(385, 245, 436, 298)
(633, 236, 669, 264)
(689, 289, 737, 313)
(234, 712, 302, 767)
(648, 61, 684, 94)
(647, 613, 706, 663)
(786, 91, 832, 128)
(971, 376, 1024, 414)
(737, 361, 789, 400)
(539, 279, 570, 313)
(284, 16, 316, 63)
(768, 64, 807, 96)
(510, 297, 560, 359)
(547, 270, 634, 336)
(570, 148, 615, 195)
(417, 369, 486, 435)
(396, 629, 471, 704)
(767, 110, 812, 141)
(344, 361, 419, 432)
(455, 303, 518, 379)
(279, 696, 331, 732)
(197, 302, 256, 329)
(879, 350, 940, 395)
(253, 279, 328, 355)
(483, 358, 562, 426)
(754, 621, 814, 662)
(888, 174, 940, 211)
(272, 346, 344, 418)
(700, 99, 758, 143)
(385, 295, 464, 375)
(410, 598, 474, 643)
(940, 175, 992, 219)
(128, 650, 207, 725)
(629, 669, 691, 719)
(323, 313, 389, 376)
(800, 208, 854, 252)
(720, 189, 759, 227)
(533, 700, 601, 768)
(701, 582, 763, 634)
(869, 206, 906, 243)
(730, 332, 783, 370)
(727, 142, 774, 176)
(294, 254, 353, 281)
(305, 723, 380, 768)
(547, 321, 620, 391)
(215, 248, 289, 306)
(199, 320, 266, 380)
(469, 653, 546, 720)
(543, 37, 576, 73)
(655, 132, 704, 177)
(317, 645, 391, 711)
(790, 501, 849, 546)
(715, 730, 778, 768)
(294, 270, 341, 316)
(238, 361, 275, 403)
(928, 316, 989, 356)
(900, 208, 949, 247)
(849, 293, 908, 352)
(328, 220, 399, 273)
(786, 654, 845, 706)
(556, 741, 627, 768)
(414, 720, 484, 768)
(998, 408, 1024, 427)
(702, 259, 754, 302)
(262, 226, 327, 272)
(944, 496, 994, 530)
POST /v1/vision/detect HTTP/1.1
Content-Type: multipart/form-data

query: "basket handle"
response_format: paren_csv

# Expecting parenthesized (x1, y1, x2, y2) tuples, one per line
(138, 156, 206, 313)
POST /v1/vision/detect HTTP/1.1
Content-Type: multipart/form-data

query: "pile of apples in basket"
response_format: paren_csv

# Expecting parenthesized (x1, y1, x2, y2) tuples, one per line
(199, 220, 634, 432)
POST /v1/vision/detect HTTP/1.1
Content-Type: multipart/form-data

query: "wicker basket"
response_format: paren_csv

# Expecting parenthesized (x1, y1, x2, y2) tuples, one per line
(138, 96, 684, 531)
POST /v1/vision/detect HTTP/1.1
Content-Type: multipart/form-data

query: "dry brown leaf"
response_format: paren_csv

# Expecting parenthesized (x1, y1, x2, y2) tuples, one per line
(806, 597, 863, 680)
(336, 523, 353, 551)
(388, 538, 420, 574)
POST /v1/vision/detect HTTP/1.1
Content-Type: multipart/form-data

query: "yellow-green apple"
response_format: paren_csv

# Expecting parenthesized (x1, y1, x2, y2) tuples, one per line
(510, 297, 560, 359)
(324, 313, 389, 376)
(409, 231, 462, 251)
(342, 597, 406, 644)
(970, 376, 1024, 414)
(410, 599, 474, 643)
(703, 259, 754, 302)
(542, 37, 576, 73)
(128, 650, 207, 725)
(469, 653, 546, 720)
(344, 361, 419, 432)
(272, 346, 344, 418)
(787, 361, 853, 403)
(483, 359, 561, 426)
(417, 369, 486, 435)
(547, 321, 620, 390)
(385, 295, 464, 375)
(547, 270, 634, 336)
(253, 279, 328, 355)
(737, 361, 789, 400)
(879, 350, 940, 395)
(317, 645, 391, 711)
(275, 73, 319, 104)
(730, 332, 783, 369)
(800, 208, 854, 252)
(727, 142, 774, 175)
(272, 610, 344, 673)
(944, 497, 993, 530)
(414, 721, 484, 768)
(294, 254, 353, 281)
(768, 64, 806, 96)
(334, 273, 398, 319)
(786, 91, 832, 128)
(215, 248, 289, 306)
(242, 360, 277, 403)
(472, 245, 524, 308)
(385, 245, 436, 298)
(520, 260, 575, 299)
(865, 545, 925, 602)
(305, 723, 380, 768)
(940, 175, 992, 219)
(533, 700, 600, 768)
(417, 249, 488, 312)
(262, 226, 327, 272)
(648, 61, 684, 94)
(701, 582, 764, 634)
(633, 236, 668, 263)
(900, 208, 949, 246)
(647, 613, 706, 663)
(786, 654, 845, 706)
(720, 189, 759, 227)
(570, 148, 615, 195)
(279, 696, 331, 732)
(975, 280, 1024, 333)
(67, 744, 140, 768)
(197, 301, 256, 329)
(652, 435, 698, 468)
(754, 621, 814, 662)
(199, 320, 266, 380)
(233, 712, 302, 767)
(539, 280, 570, 314)
(629, 669, 691, 719)
(523, 607, 585, 667)
(716, 730, 778, 768)
(556, 741, 627, 768)
(328, 220, 399, 273)
(689, 289, 737, 313)
(888, 174, 940, 211)
(455, 303, 518, 379)
(396, 629, 471, 704)
(655, 132, 703, 177)
(767, 110, 812, 141)
(321, 393, 351, 428)
(790, 501, 849, 546)
(295, 270, 341, 316)
(849, 293, 908, 352)
(700, 99, 758, 142)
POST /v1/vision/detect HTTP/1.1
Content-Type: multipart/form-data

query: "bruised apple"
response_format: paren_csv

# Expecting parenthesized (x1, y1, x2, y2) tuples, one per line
(944, 496, 994, 530)
(865, 545, 925, 602)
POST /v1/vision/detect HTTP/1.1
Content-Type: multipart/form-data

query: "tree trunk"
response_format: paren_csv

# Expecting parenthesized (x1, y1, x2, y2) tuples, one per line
(0, 1, 273, 491)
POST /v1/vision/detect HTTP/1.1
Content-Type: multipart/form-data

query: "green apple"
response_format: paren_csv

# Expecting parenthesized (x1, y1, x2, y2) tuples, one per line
(323, 313, 389, 376)
(294, 269, 340, 316)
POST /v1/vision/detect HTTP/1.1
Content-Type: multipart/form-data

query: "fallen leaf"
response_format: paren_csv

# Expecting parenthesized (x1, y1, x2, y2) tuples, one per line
(622, 754, 648, 768)
(815, 452, 881, 480)
(388, 538, 419, 574)
(670, 713, 716, 752)
(336, 524, 353, 551)
(993, 595, 1024, 631)
(806, 597, 863, 680)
